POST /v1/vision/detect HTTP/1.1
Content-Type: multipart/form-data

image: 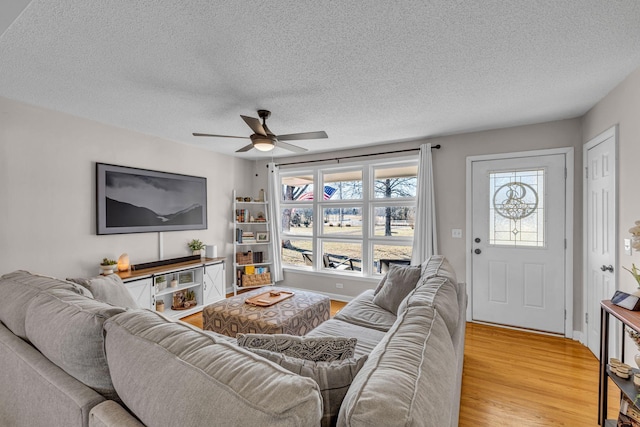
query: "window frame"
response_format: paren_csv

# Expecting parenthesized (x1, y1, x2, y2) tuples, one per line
(279, 157, 418, 277)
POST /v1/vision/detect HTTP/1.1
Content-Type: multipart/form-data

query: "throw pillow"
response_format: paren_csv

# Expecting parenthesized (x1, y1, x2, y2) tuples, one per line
(373, 272, 388, 296)
(68, 274, 138, 309)
(372, 264, 421, 313)
(250, 348, 368, 427)
(237, 333, 356, 362)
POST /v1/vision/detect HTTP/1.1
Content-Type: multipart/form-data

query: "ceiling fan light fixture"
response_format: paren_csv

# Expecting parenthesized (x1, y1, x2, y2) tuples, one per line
(252, 136, 275, 152)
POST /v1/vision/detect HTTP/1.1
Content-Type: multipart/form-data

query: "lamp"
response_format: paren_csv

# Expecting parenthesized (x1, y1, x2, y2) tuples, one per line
(251, 135, 275, 152)
(117, 253, 130, 272)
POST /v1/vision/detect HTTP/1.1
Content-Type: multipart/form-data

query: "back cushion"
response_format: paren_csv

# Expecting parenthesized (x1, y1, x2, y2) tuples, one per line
(0, 270, 91, 340)
(24, 289, 125, 400)
(420, 255, 458, 284)
(399, 276, 460, 337)
(104, 310, 323, 427)
(338, 304, 456, 427)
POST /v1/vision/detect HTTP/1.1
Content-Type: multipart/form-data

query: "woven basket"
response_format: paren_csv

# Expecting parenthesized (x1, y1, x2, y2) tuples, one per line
(236, 251, 253, 265)
(241, 272, 271, 287)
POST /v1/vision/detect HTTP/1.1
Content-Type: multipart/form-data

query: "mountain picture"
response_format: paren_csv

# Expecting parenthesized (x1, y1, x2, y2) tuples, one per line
(97, 163, 207, 234)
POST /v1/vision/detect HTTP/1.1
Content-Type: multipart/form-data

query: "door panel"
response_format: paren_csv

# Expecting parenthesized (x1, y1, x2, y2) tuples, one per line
(471, 154, 566, 334)
(586, 131, 617, 358)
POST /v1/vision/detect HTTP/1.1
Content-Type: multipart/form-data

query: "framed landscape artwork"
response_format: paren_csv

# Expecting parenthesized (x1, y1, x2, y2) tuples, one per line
(96, 163, 207, 235)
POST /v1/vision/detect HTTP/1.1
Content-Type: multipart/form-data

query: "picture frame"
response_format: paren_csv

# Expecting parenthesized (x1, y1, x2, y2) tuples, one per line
(256, 232, 269, 242)
(96, 163, 207, 235)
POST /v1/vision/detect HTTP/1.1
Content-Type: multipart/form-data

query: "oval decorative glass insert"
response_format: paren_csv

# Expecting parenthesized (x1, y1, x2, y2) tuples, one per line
(492, 182, 538, 221)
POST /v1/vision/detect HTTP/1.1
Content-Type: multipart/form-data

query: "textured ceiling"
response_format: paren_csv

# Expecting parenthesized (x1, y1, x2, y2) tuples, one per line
(1, 1, 640, 159)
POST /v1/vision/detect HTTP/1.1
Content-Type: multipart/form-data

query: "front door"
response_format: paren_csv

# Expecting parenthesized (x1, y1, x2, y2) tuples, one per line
(471, 153, 566, 334)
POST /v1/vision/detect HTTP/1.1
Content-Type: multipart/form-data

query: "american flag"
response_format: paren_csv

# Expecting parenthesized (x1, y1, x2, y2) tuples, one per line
(297, 185, 337, 201)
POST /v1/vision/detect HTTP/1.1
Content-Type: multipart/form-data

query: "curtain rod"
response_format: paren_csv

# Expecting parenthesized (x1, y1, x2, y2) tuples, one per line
(271, 144, 441, 168)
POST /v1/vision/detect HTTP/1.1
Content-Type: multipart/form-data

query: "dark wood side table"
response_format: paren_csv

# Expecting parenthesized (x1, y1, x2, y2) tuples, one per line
(599, 300, 640, 426)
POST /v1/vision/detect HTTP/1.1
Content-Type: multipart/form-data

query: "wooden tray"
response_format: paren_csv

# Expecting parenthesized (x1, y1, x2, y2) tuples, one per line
(245, 291, 294, 307)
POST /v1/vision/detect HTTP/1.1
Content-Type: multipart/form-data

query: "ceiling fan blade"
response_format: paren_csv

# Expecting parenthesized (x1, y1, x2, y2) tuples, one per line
(235, 143, 255, 153)
(276, 131, 328, 141)
(277, 141, 308, 153)
(241, 115, 267, 136)
(192, 133, 249, 139)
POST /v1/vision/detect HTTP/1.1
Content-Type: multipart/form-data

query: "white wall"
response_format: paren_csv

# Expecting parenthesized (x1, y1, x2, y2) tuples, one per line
(0, 96, 254, 285)
(582, 67, 640, 359)
(254, 119, 584, 314)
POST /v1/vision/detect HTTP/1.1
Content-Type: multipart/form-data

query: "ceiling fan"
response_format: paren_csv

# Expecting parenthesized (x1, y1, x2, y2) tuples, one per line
(193, 110, 328, 153)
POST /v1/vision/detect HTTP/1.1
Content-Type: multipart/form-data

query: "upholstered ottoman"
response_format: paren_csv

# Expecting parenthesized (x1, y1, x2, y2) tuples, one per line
(202, 287, 330, 337)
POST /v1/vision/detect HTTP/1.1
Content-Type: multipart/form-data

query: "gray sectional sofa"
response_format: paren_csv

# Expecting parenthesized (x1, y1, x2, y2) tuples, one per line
(0, 256, 465, 427)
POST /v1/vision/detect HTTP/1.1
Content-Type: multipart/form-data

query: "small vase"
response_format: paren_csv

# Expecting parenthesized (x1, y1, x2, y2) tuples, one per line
(634, 354, 640, 369)
(100, 265, 116, 275)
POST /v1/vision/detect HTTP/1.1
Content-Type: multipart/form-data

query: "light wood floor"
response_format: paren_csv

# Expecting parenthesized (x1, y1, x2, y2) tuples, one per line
(183, 303, 619, 426)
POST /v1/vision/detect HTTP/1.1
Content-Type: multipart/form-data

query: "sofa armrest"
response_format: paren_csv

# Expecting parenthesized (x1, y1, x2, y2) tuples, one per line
(89, 401, 144, 427)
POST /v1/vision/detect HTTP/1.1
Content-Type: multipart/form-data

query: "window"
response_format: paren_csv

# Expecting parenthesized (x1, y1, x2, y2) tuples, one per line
(489, 169, 544, 247)
(279, 159, 418, 276)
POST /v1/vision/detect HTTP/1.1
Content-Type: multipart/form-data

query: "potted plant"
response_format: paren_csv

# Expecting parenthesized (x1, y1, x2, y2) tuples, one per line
(188, 239, 206, 257)
(99, 258, 117, 275)
(155, 276, 166, 291)
(184, 289, 197, 308)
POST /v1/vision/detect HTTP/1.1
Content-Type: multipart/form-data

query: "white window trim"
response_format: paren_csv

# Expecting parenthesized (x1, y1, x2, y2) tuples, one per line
(279, 156, 418, 277)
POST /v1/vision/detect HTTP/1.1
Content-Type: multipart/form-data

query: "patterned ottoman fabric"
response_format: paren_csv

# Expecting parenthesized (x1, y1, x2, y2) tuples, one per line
(202, 287, 331, 337)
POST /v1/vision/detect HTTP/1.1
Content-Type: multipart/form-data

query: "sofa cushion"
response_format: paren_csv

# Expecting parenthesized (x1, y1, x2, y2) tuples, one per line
(333, 290, 397, 332)
(306, 318, 387, 358)
(421, 255, 458, 284)
(24, 288, 125, 400)
(372, 264, 421, 313)
(0, 270, 93, 340)
(67, 274, 138, 309)
(104, 310, 323, 427)
(338, 304, 456, 427)
(252, 348, 368, 427)
(237, 333, 357, 362)
(0, 321, 107, 427)
(400, 276, 460, 337)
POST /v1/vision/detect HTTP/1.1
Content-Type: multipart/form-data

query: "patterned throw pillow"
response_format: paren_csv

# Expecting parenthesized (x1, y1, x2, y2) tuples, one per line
(250, 348, 368, 427)
(236, 334, 357, 362)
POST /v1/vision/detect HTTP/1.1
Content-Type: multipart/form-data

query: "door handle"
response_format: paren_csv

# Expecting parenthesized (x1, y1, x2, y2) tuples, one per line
(600, 265, 614, 273)
(474, 248, 481, 255)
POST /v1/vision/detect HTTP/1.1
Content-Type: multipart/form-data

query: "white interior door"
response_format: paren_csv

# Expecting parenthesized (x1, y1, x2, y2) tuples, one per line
(471, 153, 566, 334)
(585, 128, 617, 358)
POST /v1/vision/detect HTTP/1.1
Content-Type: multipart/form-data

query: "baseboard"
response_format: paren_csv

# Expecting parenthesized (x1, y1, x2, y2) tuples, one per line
(573, 330, 584, 344)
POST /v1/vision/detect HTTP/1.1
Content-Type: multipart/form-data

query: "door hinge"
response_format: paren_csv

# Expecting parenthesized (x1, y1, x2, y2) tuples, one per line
(585, 166, 588, 179)
(565, 167, 567, 179)
(564, 309, 566, 320)
(585, 312, 589, 324)
(564, 239, 567, 249)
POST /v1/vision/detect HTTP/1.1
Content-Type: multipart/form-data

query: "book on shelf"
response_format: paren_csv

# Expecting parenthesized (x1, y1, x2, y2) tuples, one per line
(245, 265, 255, 275)
(236, 229, 257, 243)
(235, 209, 249, 223)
